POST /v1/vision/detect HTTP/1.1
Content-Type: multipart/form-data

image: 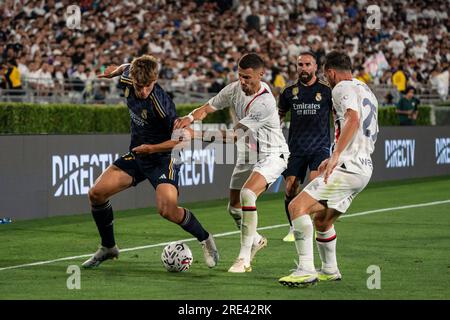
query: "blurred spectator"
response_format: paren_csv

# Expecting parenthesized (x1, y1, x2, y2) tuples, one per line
(387, 33, 406, 57)
(0, 0, 447, 99)
(37, 62, 55, 95)
(1, 58, 22, 92)
(355, 66, 371, 84)
(392, 65, 407, 93)
(271, 66, 286, 97)
(430, 66, 450, 101)
(396, 86, 420, 125)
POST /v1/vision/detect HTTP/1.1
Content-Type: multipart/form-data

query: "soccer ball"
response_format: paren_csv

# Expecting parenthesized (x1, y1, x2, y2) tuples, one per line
(161, 241, 193, 272)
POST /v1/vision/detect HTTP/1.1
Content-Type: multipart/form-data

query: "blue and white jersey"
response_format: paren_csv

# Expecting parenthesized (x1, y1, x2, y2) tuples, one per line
(332, 78, 379, 176)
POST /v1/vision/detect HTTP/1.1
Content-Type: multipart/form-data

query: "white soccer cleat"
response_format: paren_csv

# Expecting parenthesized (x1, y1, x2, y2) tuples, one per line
(228, 258, 252, 273)
(317, 268, 342, 281)
(279, 268, 318, 287)
(82, 245, 119, 268)
(201, 234, 219, 268)
(250, 236, 268, 262)
(282, 227, 295, 242)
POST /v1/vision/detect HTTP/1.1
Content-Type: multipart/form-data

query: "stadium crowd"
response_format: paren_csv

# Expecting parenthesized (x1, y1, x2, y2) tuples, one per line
(1, 0, 449, 100)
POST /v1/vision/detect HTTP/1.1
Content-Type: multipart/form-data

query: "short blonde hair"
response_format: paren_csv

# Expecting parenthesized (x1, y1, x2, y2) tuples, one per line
(130, 55, 159, 85)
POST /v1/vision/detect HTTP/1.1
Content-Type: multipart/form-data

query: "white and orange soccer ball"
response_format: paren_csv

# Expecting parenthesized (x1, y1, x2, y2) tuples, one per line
(161, 241, 193, 272)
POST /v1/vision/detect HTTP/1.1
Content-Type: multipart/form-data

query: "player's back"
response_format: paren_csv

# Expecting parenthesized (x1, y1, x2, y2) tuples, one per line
(332, 78, 379, 176)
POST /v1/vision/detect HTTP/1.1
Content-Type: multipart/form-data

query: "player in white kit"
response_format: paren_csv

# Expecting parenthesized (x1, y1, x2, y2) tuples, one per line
(279, 51, 379, 287)
(174, 53, 290, 273)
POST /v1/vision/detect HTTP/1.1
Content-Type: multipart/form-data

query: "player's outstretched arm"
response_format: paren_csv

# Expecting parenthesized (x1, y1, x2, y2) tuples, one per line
(97, 64, 128, 79)
(323, 109, 359, 183)
(173, 103, 217, 129)
(131, 128, 194, 154)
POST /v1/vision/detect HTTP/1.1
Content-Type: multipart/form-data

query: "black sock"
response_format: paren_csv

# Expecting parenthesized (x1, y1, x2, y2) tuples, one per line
(284, 195, 294, 227)
(180, 208, 209, 242)
(92, 201, 116, 248)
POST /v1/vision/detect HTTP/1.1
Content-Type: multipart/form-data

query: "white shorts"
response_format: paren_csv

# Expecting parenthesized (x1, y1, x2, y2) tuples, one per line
(229, 154, 288, 190)
(303, 167, 371, 213)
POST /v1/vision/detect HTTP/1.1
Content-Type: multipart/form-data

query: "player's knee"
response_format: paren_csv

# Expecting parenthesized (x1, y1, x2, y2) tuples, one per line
(88, 187, 106, 205)
(288, 200, 306, 218)
(157, 202, 177, 221)
(313, 217, 327, 231)
(240, 188, 257, 207)
(314, 216, 333, 232)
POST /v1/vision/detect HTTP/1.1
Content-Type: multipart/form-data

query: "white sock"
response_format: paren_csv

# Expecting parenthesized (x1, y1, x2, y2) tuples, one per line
(253, 233, 262, 246)
(228, 203, 261, 246)
(238, 188, 258, 265)
(292, 215, 315, 271)
(316, 225, 338, 273)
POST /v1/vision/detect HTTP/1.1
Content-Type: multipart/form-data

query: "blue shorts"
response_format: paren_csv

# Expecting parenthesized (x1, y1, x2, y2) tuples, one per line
(113, 152, 180, 189)
(282, 151, 330, 183)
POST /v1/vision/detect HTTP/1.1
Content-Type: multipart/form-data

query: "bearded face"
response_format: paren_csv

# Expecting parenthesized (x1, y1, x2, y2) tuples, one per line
(297, 54, 317, 85)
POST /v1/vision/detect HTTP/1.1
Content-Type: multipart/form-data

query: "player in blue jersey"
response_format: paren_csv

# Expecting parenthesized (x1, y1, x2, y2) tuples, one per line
(278, 52, 333, 242)
(82, 55, 219, 269)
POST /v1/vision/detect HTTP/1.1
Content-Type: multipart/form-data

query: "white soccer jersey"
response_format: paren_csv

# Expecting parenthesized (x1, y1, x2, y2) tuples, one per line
(208, 81, 289, 161)
(332, 78, 379, 176)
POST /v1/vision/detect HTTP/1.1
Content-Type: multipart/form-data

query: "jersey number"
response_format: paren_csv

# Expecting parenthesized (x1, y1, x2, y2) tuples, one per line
(362, 98, 377, 142)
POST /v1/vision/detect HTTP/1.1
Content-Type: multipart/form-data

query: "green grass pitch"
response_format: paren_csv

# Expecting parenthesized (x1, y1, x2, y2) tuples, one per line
(0, 176, 449, 300)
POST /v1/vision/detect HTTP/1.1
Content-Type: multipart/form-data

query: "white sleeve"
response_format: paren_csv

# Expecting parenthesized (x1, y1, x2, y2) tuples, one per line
(332, 83, 359, 114)
(238, 101, 274, 131)
(207, 83, 234, 110)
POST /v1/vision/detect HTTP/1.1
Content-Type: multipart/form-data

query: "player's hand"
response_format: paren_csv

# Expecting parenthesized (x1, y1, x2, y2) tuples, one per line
(173, 116, 193, 130)
(318, 158, 330, 175)
(323, 152, 340, 184)
(172, 127, 195, 141)
(132, 144, 154, 154)
(97, 65, 118, 79)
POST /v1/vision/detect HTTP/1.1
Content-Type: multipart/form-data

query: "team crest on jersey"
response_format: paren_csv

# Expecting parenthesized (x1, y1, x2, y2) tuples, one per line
(315, 92, 322, 102)
(124, 87, 129, 98)
(141, 109, 148, 120)
(292, 87, 299, 98)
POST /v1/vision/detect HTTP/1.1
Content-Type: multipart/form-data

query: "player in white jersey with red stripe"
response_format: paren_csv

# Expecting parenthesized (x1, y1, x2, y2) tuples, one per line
(279, 51, 379, 287)
(175, 53, 290, 273)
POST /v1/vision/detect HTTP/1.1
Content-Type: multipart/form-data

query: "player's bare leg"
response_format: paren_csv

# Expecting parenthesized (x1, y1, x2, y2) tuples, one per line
(156, 184, 219, 268)
(279, 191, 325, 286)
(83, 165, 134, 268)
(283, 175, 300, 241)
(228, 189, 267, 261)
(313, 208, 342, 281)
(228, 171, 267, 273)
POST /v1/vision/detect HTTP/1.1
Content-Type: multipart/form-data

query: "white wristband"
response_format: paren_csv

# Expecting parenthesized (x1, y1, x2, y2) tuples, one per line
(187, 114, 194, 123)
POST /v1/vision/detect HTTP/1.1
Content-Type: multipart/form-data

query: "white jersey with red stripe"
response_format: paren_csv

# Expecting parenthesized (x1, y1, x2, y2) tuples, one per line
(208, 81, 289, 161)
(331, 78, 379, 177)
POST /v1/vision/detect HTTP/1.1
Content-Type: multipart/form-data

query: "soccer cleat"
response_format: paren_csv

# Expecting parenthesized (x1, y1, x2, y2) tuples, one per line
(82, 245, 119, 268)
(201, 234, 219, 268)
(228, 258, 252, 273)
(278, 268, 318, 287)
(250, 236, 268, 262)
(317, 269, 342, 281)
(282, 227, 295, 242)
